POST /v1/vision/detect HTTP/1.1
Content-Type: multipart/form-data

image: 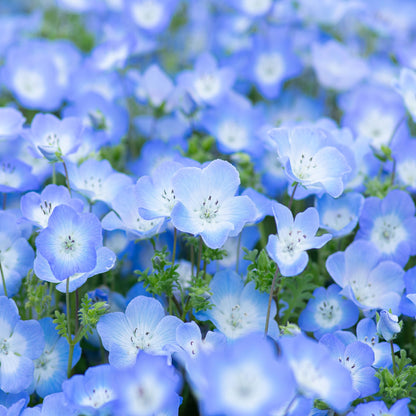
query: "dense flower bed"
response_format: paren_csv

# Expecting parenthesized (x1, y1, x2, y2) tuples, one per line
(1, 0, 416, 415)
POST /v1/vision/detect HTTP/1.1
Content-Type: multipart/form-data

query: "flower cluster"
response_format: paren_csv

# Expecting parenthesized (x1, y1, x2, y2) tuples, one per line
(1, 0, 416, 414)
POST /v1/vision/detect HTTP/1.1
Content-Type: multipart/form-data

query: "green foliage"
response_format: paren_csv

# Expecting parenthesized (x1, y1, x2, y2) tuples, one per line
(184, 272, 212, 317)
(375, 350, 416, 413)
(39, 8, 95, 52)
(244, 248, 277, 293)
(53, 310, 68, 339)
(75, 295, 109, 343)
(24, 270, 52, 319)
(279, 272, 320, 325)
(136, 246, 180, 298)
(232, 152, 262, 190)
(186, 134, 217, 163)
(364, 176, 402, 198)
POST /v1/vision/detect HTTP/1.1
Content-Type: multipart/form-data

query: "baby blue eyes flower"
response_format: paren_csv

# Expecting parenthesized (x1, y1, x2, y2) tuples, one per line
(299, 284, 359, 339)
(97, 295, 182, 368)
(21, 184, 84, 229)
(195, 270, 279, 339)
(170, 159, 256, 249)
(22, 113, 83, 162)
(269, 126, 351, 198)
(0, 108, 25, 141)
(326, 240, 405, 314)
(395, 67, 416, 122)
(114, 352, 182, 416)
(355, 189, 416, 267)
(35, 205, 103, 281)
(377, 310, 401, 342)
(0, 211, 34, 297)
(266, 203, 332, 277)
(188, 333, 296, 416)
(316, 192, 364, 238)
(0, 296, 44, 394)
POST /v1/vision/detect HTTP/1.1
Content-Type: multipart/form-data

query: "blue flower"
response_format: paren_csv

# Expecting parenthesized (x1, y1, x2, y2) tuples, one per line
(20, 184, 84, 229)
(97, 296, 182, 368)
(311, 40, 368, 91)
(316, 192, 364, 238)
(62, 364, 117, 416)
(355, 189, 416, 267)
(31, 318, 81, 398)
(0, 296, 44, 393)
(113, 352, 182, 416)
(269, 126, 351, 197)
(65, 159, 132, 206)
(348, 398, 410, 416)
(35, 205, 105, 281)
(0, 158, 39, 194)
(177, 52, 235, 106)
(326, 240, 405, 314)
(395, 67, 416, 122)
(0, 108, 25, 141)
(171, 159, 256, 249)
(299, 284, 359, 339)
(0, 211, 34, 297)
(320, 334, 379, 398)
(22, 113, 83, 162)
(266, 203, 332, 276)
(279, 333, 356, 413)
(377, 310, 401, 342)
(136, 160, 185, 220)
(188, 333, 296, 416)
(195, 270, 279, 339)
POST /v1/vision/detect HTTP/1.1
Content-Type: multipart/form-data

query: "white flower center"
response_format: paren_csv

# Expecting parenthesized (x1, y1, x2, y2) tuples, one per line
(314, 299, 342, 328)
(0, 161, 19, 188)
(132, 0, 164, 29)
(255, 53, 285, 85)
(194, 73, 221, 100)
(357, 110, 396, 149)
(292, 152, 318, 181)
(221, 362, 271, 413)
(292, 359, 330, 398)
(14, 69, 46, 100)
(160, 188, 176, 211)
(130, 327, 153, 351)
(241, 0, 272, 15)
(80, 387, 115, 409)
(371, 214, 406, 254)
(198, 195, 220, 223)
(322, 208, 353, 231)
(278, 228, 307, 262)
(61, 235, 78, 255)
(397, 159, 416, 188)
(0, 339, 9, 355)
(217, 121, 248, 150)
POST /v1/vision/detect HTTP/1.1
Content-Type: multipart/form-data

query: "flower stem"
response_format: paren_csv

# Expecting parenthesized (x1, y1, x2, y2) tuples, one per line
(52, 163, 56, 185)
(66, 278, 74, 378)
(62, 160, 71, 195)
(265, 268, 280, 334)
(288, 183, 298, 211)
(390, 340, 397, 376)
(235, 232, 242, 274)
(196, 236, 203, 277)
(0, 261, 8, 297)
(172, 228, 177, 265)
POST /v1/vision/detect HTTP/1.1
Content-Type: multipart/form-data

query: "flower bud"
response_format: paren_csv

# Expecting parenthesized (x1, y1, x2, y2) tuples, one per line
(377, 310, 401, 341)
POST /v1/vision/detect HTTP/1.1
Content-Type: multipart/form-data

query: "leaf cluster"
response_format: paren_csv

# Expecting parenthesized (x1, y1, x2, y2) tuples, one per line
(375, 350, 416, 413)
(244, 248, 277, 293)
(24, 270, 52, 319)
(136, 246, 180, 298)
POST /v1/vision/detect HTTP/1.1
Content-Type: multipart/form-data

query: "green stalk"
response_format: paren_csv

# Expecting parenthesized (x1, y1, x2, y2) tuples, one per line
(66, 278, 74, 377)
(0, 261, 8, 297)
(172, 228, 178, 265)
(265, 268, 280, 334)
(390, 341, 397, 376)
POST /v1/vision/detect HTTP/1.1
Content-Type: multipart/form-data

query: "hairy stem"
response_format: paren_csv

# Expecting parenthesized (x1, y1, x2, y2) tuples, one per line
(265, 268, 280, 334)
(0, 261, 8, 297)
(390, 340, 397, 376)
